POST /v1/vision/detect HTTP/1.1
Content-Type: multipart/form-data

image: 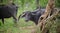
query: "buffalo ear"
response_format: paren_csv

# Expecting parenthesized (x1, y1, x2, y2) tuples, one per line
(31, 13, 36, 16)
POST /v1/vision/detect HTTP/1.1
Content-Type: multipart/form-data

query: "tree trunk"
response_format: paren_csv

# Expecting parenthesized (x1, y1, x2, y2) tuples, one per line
(38, 0, 55, 33)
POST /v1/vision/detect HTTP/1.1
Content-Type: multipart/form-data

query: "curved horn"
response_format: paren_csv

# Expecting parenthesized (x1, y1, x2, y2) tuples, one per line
(18, 14, 21, 21)
(18, 13, 26, 21)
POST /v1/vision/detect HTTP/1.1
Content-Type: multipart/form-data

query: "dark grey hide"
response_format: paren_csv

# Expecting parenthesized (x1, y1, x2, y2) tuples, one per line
(0, 3, 18, 24)
(18, 8, 45, 25)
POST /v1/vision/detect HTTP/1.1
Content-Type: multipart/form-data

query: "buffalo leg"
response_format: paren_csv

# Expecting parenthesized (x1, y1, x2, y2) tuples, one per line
(13, 16, 18, 23)
(2, 18, 4, 24)
(8, 11, 18, 23)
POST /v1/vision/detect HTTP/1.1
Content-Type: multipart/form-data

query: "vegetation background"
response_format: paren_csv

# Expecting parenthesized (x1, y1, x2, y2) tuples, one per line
(0, 0, 60, 33)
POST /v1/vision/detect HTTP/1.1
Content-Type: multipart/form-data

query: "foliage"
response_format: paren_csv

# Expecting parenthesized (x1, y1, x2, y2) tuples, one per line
(55, 0, 60, 7)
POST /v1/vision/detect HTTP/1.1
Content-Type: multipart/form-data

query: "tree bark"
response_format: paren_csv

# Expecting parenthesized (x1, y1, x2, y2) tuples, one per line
(37, 0, 55, 33)
(38, 0, 55, 30)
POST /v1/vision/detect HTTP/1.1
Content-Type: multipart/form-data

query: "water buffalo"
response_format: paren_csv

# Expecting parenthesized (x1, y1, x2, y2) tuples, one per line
(18, 8, 45, 25)
(0, 3, 18, 24)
